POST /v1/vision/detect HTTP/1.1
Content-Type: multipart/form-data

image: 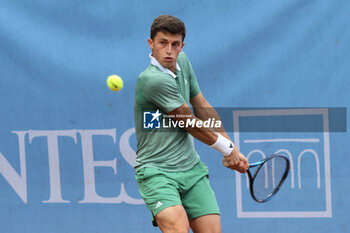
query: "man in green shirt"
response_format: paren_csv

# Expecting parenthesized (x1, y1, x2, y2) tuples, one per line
(134, 15, 249, 233)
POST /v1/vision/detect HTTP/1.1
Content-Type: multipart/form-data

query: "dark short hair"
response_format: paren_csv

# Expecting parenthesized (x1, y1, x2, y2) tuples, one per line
(150, 15, 186, 41)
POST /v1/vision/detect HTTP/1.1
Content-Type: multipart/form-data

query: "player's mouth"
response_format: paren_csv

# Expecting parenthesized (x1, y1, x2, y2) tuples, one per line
(164, 57, 174, 61)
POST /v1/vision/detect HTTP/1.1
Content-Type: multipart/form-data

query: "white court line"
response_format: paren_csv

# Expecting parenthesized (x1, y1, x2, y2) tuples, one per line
(243, 138, 320, 143)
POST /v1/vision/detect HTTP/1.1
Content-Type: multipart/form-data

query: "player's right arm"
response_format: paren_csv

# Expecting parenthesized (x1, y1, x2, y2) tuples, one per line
(168, 103, 248, 173)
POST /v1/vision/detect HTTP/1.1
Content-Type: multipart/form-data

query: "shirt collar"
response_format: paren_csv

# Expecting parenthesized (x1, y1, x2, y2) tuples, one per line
(149, 53, 181, 79)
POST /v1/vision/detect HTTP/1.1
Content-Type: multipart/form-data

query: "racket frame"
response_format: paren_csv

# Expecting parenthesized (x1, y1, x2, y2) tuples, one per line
(246, 154, 290, 203)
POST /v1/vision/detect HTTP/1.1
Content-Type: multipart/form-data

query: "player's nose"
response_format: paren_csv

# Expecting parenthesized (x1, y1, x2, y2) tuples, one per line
(165, 44, 172, 54)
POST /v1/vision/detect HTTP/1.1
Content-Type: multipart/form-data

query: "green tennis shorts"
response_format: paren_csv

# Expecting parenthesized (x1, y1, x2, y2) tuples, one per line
(135, 161, 220, 222)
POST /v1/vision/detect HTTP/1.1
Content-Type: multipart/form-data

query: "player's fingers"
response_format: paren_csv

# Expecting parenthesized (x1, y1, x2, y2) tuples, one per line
(239, 155, 249, 167)
(239, 161, 249, 173)
(227, 161, 247, 173)
(222, 159, 229, 167)
(237, 153, 249, 172)
(226, 159, 239, 167)
(226, 152, 241, 165)
(223, 159, 240, 171)
(239, 153, 248, 162)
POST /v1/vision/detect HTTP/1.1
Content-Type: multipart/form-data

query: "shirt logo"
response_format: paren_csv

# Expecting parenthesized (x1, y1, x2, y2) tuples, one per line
(155, 201, 163, 209)
(143, 110, 162, 129)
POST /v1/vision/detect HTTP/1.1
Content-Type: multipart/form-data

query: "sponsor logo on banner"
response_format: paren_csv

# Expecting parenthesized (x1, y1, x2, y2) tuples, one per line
(234, 109, 332, 218)
(0, 129, 143, 205)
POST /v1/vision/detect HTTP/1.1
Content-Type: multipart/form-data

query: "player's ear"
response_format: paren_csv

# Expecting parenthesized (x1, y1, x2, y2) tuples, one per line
(148, 38, 154, 50)
(181, 42, 185, 50)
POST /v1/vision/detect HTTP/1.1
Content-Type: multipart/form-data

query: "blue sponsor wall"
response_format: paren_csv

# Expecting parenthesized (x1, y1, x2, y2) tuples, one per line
(1, 0, 349, 232)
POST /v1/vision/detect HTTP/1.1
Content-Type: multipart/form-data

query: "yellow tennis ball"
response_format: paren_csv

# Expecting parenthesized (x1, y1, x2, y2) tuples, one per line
(107, 75, 123, 91)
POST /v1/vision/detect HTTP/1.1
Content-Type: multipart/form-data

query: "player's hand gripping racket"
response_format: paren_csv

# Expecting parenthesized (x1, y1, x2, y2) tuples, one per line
(247, 154, 290, 203)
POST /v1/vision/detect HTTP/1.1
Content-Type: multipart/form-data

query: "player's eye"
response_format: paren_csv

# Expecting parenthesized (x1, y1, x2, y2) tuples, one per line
(172, 42, 180, 48)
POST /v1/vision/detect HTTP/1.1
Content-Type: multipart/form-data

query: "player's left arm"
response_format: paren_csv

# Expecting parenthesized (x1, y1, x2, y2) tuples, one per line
(190, 92, 248, 171)
(190, 92, 230, 140)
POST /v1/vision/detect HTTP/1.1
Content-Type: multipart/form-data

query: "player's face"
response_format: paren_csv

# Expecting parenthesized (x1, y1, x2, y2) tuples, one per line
(148, 31, 184, 73)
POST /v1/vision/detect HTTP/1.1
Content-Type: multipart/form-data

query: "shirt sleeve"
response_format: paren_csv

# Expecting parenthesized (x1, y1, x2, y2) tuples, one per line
(143, 75, 186, 113)
(180, 52, 201, 98)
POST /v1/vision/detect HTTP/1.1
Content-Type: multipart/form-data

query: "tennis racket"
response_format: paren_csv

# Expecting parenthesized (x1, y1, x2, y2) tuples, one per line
(247, 154, 290, 203)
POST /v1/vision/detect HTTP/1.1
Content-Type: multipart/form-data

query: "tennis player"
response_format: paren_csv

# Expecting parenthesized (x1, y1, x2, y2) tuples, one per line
(134, 15, 249, 233)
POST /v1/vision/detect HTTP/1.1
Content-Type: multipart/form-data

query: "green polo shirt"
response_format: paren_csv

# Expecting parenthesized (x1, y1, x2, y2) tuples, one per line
(134, 52, 201, 172)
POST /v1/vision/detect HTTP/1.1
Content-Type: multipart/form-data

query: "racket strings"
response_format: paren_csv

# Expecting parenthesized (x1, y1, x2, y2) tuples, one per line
(252, 156, 288, 201)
